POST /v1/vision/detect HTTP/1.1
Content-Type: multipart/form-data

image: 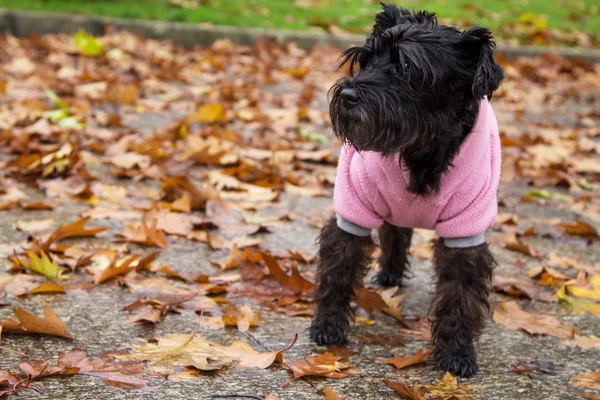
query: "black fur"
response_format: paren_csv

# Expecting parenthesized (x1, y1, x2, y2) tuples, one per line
(374, 222, 412, 287)
(430, 239, 495, 377)
(312, 3, 503, 378)
(329, 4, 503, 195)
(310, 217, 375, 345)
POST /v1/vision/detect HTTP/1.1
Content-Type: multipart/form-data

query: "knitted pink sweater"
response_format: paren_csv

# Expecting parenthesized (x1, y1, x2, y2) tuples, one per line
(333, 98, 500, 242)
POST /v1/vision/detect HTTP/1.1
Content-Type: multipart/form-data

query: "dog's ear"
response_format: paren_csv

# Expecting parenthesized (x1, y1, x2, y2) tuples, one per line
(371, 3, 407, 36)
(462, 26, 504, 99)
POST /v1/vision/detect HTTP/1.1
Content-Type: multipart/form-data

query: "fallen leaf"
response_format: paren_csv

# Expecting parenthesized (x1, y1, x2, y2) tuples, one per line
(117, 332, 295, 377)
(425, 372, 482, 399)
(44, 217, 106, 249)
(504, 232, 542, 257)
(5, 305, 75, 340)
(114, 215, 168, 248)
(383, 378, 429, 400)
(558, 219, 598, 237)
(493, 301, 577, 340)
(377, 348, 432, 370)
(283, 352, 361, 385)
(323, 386, 343, 400)
(571, 370, 600, 391)
(12, 251, 59, 279)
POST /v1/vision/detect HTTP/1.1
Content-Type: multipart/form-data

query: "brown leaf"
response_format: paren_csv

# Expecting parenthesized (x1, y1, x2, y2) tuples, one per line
(19, 349, 147, 389)
(377, 348, 432, 370)
(44, 217, 106, 249)
(114, 215, 168, 248)
(571, 370, 600, 391)
(558, 219, 598, 237)
(383, 378, 429, 400)
(31, 282, 65, 294)
(493, 301, 577, 340)
(95, 254, 138, 284)
(284, 352, 361, 383)
(504, 232, 542, 257)
(323, 386, 343, 400)
(425, 372, 482, 399)
(10, 305, 74, 340)
(117, 332, 295, 377)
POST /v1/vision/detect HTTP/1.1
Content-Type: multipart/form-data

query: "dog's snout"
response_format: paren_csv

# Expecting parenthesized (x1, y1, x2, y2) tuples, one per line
(341, 88, 359, 107)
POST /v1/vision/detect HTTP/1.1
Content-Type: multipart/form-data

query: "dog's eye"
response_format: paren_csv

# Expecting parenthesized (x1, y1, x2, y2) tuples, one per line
(403, 63, 410, 74)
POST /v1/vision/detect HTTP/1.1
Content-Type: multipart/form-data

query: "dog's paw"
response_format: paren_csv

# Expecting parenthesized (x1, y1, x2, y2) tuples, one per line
(373, 270, 402, 288)
(434, 350, 479, 378)
(310, 318, 348, 346)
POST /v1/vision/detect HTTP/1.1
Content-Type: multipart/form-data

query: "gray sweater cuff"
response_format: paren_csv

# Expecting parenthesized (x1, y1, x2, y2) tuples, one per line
(336, 215, 372, 237)
(444, 233, 486, 248)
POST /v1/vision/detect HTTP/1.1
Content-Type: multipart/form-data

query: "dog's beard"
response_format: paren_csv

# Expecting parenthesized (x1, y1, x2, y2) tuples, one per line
(329, 82, 421, 156)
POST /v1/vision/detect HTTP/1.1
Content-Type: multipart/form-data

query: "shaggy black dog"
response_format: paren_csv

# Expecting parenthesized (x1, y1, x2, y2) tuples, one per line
(310, 4, 503, 378)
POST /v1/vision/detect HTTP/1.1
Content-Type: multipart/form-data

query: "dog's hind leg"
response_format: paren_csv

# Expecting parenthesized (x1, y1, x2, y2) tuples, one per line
(430, 239, 495, 378)
(310, 217, 375, 346)
(375, 222, 412, 287)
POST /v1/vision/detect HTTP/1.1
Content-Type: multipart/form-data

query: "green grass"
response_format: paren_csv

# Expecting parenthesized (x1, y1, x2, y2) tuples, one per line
(0, 0, 598, 42)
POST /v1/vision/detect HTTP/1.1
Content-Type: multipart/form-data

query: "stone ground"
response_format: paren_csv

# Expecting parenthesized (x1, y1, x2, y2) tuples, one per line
(0, 36, 599, 400)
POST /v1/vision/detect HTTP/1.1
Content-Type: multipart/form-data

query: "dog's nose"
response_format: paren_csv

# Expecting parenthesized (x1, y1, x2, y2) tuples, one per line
(341, 88, 359, 107)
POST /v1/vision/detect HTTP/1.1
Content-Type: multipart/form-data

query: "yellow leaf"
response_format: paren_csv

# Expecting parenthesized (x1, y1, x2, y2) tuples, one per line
(74, 29, 104, 57)
(425, 372, 482, 399)
(187, 104, 227, 124)
(15, 251, 59, 279)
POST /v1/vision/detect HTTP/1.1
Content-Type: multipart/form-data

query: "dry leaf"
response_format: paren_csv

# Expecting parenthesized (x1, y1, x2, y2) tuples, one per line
(383, 378, 429, 400)
(504, 232, 541, 257)
(493, 301, 576, 340)
(114, 215, 168, 248)
(558, 219, 598, 237)
(117, 332, 295, 377)
(377, 348, 432, 370)
(571, 370, 600, 391)
(4, 305, 74, 340)
(425, 372, 482, 399)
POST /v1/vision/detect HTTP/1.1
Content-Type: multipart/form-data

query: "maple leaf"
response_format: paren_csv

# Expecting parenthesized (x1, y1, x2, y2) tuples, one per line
(263, 252, 314, 294)
(2, 305, 75, 341)
(117, 332, 296, 377)
(383, 378, 431, 400)
(377, 347, 432, 370)
(425, 372, 482, 399)
(198, 301, 261, 332)
(19, 349, 147, 389)
(44, 217, 106, 249)
(283, 352, 361, 386)
(11, 250, 59, 279)
(114, 215, 168, 248)
(493, 301, 577, 340)
(95, 254, 138, 285)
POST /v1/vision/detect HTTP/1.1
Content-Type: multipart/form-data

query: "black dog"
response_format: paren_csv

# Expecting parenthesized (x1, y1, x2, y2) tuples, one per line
(310, 4, 503, 378)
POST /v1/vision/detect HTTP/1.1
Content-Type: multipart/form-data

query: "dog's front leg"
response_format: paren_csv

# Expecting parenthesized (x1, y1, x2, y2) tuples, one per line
(310, 217, 375, 345)
(431, 239, 495, 378)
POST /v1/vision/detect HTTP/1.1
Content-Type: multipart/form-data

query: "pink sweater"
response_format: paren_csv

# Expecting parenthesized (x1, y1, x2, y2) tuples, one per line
(333, 98, 500, 241)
